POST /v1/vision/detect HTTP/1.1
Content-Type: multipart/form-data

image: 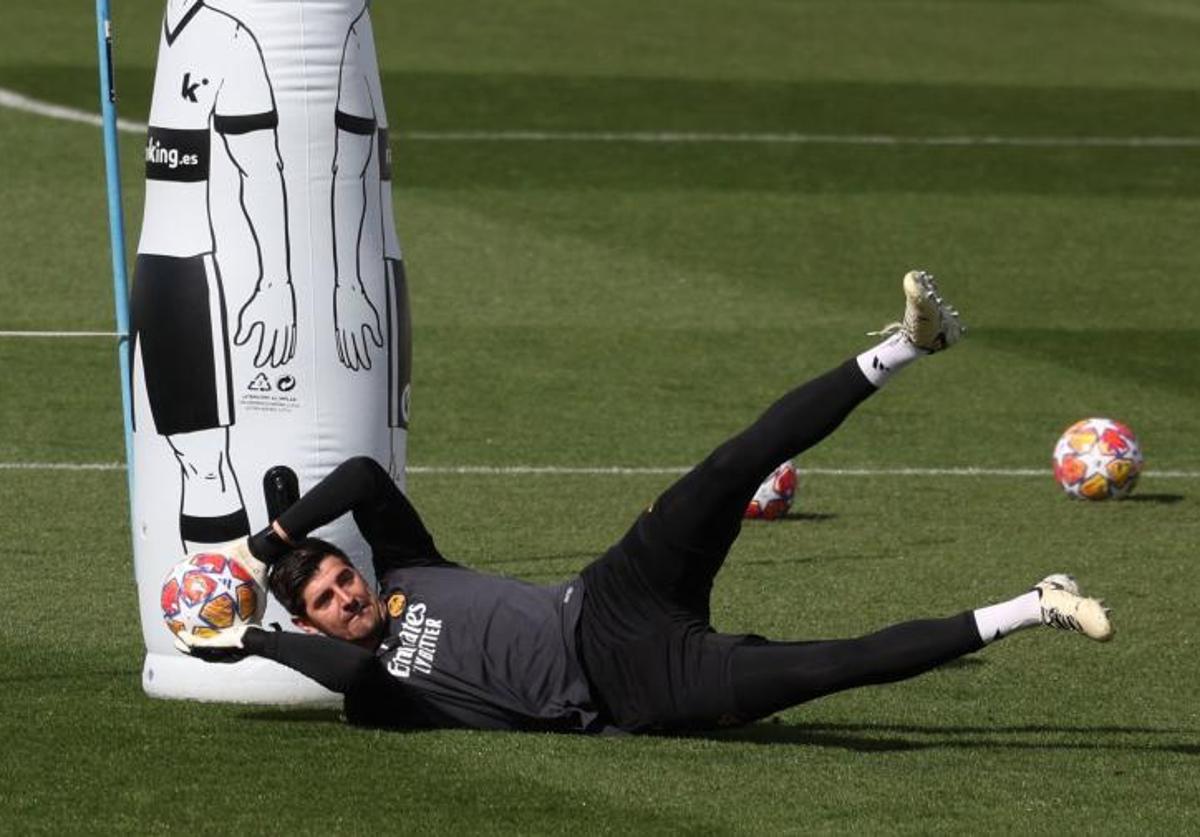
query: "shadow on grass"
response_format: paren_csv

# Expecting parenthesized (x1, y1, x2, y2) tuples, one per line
(701, 720, 1200, 755)
(237, 708, 1199, 756)
(241, 708, 345, 724)
(771, 512, 838, 524)
(1125, 493, 1186, 505)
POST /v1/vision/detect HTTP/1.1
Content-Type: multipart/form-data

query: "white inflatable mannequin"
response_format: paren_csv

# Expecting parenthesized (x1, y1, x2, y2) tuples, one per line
(131, 0, 410, 703)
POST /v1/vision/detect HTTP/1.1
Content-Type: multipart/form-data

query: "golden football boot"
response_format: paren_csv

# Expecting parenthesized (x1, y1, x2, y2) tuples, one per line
(1035, 574, 1114, 642)
(871, 269, 964, 352)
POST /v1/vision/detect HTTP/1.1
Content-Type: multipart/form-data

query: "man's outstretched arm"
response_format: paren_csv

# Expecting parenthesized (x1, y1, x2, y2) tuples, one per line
(178, 625, 438, 728)
(248, 456, 446, 572)
(247, 628, 374, 693)
(177, 625, 374, 693)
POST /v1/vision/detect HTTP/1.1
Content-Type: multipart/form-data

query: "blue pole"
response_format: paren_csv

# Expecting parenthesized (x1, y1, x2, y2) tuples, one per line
(95, 0, 135, 493)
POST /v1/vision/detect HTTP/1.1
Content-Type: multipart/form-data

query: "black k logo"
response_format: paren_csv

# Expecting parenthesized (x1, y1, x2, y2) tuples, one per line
(181, 72, 206, 103)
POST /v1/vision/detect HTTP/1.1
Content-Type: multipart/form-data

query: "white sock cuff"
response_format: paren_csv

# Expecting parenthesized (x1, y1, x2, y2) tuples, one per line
(855, 333, 923, 387)
(973, 590, 1042, 644)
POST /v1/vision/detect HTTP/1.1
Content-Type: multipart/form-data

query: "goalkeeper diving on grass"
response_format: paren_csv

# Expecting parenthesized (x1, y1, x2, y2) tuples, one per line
(177, 272, 1114, 733)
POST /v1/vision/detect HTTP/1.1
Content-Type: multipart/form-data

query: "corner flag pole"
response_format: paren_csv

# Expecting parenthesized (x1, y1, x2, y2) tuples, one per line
(95, 0, 135, 487)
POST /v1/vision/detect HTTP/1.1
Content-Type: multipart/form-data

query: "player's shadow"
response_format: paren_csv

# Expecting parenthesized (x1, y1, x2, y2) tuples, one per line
(700, 721, 1200, 755)
(242, 708, 344, 724)
(1125, 493, 1185, 505)
(237, 710, 1199, 755)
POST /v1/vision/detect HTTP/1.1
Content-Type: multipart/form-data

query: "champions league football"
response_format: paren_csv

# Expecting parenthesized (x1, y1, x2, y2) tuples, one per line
(1052, 418, 1144, 501)
(160, 553, 264, 638)
(745, 461, 798, 520)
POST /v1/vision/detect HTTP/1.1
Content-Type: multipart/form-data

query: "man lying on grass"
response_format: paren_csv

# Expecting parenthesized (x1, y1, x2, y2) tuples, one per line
(177, 271, 1113, 734)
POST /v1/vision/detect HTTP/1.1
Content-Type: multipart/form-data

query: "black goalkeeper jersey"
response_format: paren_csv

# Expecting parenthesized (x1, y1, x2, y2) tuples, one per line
(368, 565, 599, 730)
(243, 457, 609, 732)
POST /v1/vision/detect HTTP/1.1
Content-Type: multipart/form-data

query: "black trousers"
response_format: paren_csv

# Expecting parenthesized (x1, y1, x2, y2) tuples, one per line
(579, 359, 984, 732)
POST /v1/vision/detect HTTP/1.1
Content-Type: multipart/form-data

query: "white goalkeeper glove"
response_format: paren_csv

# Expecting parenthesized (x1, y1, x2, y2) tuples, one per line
(212, 536, 270, 590)
(174, 625, 253, 663)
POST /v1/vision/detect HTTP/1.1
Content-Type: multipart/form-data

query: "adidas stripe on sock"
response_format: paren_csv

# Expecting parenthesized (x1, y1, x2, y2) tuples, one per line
(855, 333, 923, 387)
(972, 590, 1042, 644)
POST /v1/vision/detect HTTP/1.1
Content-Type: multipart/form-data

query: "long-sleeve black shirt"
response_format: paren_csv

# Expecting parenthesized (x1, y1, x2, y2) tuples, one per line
(244, 457, 608, 732)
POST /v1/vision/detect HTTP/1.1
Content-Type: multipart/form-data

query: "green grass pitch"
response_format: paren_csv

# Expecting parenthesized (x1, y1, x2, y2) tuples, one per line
(1, 0, 1199, 832)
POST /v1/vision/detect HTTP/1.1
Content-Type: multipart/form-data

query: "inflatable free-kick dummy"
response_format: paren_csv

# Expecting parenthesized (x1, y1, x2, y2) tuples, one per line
(131, 0, 411, 702)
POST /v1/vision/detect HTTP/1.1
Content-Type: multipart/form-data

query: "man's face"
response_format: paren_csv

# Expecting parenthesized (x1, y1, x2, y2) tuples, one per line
(294, 556, 384, 647)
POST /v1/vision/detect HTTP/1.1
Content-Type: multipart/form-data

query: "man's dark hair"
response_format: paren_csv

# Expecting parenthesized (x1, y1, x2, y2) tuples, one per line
(268, 538, 350, 617)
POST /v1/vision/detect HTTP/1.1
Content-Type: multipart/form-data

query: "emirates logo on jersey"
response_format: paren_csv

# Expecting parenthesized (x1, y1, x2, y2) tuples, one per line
(144, 126, 210, 183)
(384, 602, 443, 679)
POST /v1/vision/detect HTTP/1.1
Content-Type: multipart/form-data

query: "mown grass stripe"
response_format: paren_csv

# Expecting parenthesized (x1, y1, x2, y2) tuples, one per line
(5, 87, 1200, 149)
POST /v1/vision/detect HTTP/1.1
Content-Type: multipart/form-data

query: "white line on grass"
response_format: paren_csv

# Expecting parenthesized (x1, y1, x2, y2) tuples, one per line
(0, 462, 127, 472)
(0, 87, 146, 133)
(401, 129, 1200, 149)
(4, 86, 1200, 149)
(417, 465, 1200, 479)
(3, 462, 1198, 479)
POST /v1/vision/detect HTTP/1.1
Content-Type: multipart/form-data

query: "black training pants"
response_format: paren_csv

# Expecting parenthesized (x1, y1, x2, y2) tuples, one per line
(579, 359, 983, 731)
